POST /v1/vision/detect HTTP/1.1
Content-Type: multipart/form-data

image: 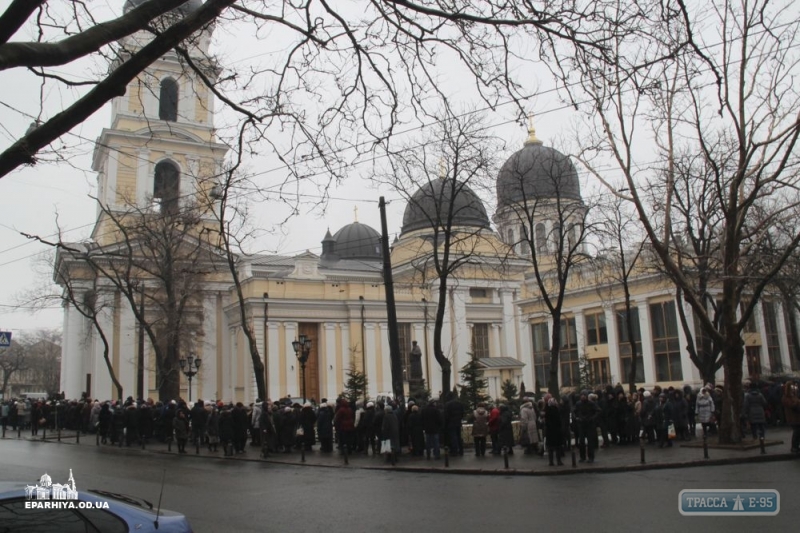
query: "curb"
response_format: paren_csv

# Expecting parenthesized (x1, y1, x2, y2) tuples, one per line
(14, 436, 799, 476)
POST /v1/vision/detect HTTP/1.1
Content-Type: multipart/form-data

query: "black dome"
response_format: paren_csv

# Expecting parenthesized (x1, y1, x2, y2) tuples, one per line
(496, 135, 581, 209)
(400, 178, 491, 236)
(332, 222, 381, 260)
(123, 0, 203, 15)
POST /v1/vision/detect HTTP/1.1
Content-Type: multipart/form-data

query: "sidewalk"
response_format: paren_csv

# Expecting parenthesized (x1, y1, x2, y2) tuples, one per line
(6, 426, 798, 476)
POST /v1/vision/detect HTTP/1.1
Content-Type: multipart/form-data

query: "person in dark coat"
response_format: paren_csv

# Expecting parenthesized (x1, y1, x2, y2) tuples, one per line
(654, 393, 674, 448)
(372, 402, 385, 454)
(333, 398, 355, 454)
(98, 403, 112, 444)
(407, 404, 425, 456)
(112, 403, 126, 446)
(573, 391, 600, 462)
(743, 381, 768, 440)
(124, 401, 139, 446)
(206, 407, 220, 452)
(316, 401, 334, 452)
(421, 400, 443, 459)
(641, 391, 657, 443)
(299, 403, 316, 450)
(544, 394, 564, 466)
(138, 403, 153, 443)
(672, 390, 689, 441)
(258, 401, 275, 456)
(190, 400, 208, 446)
(359, 402, 376, 454)
(381, 405, 400, 461)
(279, 406, 296, 453)
(172, 410, 189, 454)
(444, 395, 465, 456)
(219, 407, 234, 456)
(162, 401, 177, 443)
(498, 404, 515, 454)
(232, 402, 249, 454)
(488, 404, 501, 454)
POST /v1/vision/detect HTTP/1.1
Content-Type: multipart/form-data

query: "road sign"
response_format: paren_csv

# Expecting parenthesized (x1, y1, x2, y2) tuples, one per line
(0, 331, 11, 347)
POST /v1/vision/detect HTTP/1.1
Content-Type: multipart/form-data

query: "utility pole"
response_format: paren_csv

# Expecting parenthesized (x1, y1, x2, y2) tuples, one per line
(379, 197, 404, 404)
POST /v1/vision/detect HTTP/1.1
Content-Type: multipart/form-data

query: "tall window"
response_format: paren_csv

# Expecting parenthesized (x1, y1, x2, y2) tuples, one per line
(617, 307, 644, 383)
(506, 228, 514, 248)
(741, 300, 758, 333)
(471, 323, 490, 359)
(762, 301, 783, 373)
(153, 161, 179, 215)
(590, 358, 610, 387)
(746, 346, 762, 378)
(559, 317, 579, 387)
(159, 78, 179, 121)
(535, 223, 547, 253)
(585, 312, 607, 345)
(783, 305, 799, 372)
(398, 323, 412, 381)
(650, 300, 683, 381)
(532, 322, 550, 392)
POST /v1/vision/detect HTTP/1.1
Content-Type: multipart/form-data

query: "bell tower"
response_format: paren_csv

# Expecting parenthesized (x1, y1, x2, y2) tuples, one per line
(91, 1, 228, 245)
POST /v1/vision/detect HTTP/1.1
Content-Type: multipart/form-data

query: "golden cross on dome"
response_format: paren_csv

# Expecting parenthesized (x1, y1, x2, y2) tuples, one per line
(525, 113, 542, 145)
(353, 205, 358, 222)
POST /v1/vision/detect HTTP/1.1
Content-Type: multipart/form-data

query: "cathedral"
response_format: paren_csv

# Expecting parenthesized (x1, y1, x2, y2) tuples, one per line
(56, 2, 799, 404)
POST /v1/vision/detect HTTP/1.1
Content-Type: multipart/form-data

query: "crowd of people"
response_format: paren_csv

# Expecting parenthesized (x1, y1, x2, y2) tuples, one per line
(1, 379, 798, 463)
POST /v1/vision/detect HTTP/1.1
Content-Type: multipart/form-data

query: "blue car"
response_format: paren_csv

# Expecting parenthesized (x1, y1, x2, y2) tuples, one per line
(0, 482, 193, 532)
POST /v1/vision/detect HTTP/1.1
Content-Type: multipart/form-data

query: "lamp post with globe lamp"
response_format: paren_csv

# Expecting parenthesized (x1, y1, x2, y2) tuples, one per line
(292, 334, 312, 403)
(179, 353, 202, 402)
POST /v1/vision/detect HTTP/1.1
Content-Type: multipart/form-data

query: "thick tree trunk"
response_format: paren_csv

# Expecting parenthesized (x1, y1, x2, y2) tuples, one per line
(159, 344, 181, 402)
(717, 338, 744, 444)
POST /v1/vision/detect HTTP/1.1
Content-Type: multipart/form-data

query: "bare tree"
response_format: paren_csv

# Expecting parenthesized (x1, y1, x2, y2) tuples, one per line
(561, 0, 800, 442)
(0, 340, 27, 398)
(378, 111, 505, 395)
(19, 329, 61, 397)
(496, 129, 592, 397)
(593, 194, 646, 393)
(42, 196, 222, 401)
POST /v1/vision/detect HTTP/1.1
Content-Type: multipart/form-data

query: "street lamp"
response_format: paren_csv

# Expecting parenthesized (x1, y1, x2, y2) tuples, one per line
(179, 353, 202, 402)
(292, 334, 312, 403)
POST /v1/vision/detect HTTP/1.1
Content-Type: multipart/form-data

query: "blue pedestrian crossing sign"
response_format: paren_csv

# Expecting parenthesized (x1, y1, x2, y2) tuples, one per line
(0, 331, 11, 347)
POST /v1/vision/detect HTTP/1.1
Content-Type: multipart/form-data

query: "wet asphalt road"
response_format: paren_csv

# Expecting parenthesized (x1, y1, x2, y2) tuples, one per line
(1, 438, 798, 532)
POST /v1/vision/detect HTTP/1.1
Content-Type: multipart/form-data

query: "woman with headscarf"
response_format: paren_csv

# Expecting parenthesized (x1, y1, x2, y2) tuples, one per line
(519, 398, 539, 454)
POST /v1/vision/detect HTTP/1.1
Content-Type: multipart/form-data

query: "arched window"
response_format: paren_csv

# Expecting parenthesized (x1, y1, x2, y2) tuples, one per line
(153, 161, 180, 215)
(158, 78, 179, 121)
(535, 223, 547, 253)
(520, 225, 530, 256)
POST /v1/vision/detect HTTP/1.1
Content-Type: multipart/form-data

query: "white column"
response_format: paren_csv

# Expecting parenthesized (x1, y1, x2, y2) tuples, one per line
(500, 289, 517, 359)
(136, 149, 150, 207)
(94, 292, 115, 400)
(491, 323, 502, 358)
(105, 153, 118, 208)
(61, 301, 86, 398)
(324, 323, 337, 402)
(451, 288, 469, 371)
(227, 327, 238, 402)
(574, 309, 586, 357)
(365, 323, 378, 398)
(775, 301, 792, 373)
(379, 323, 392, 394)
(637, 301, 656, 384)
(182, 75, 196, 123)
(518, 320, 533, 391)
(605, 307, 622, 385)
(266, 323, 280, 401)
(117, 298, 136, 397)
(340, 326, 350, 400)
(200, 293, 218, 402)
(284, 323, 298, 397)
(183, 156, 199, 209)
(677, 300, 701, 384)
(756, 302, 771, 373)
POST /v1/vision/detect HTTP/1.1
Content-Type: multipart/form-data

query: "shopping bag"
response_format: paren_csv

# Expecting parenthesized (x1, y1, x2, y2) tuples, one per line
(296, 427, 304, 437)
(381, 438, 392, 454)
(667, 423, 676, 440)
